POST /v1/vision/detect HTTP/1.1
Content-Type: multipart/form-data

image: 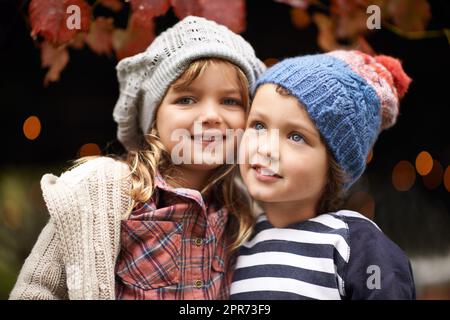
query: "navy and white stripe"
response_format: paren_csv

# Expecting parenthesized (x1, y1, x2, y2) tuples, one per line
(230, 211, 351, 300)
(230, 210, 416, 300)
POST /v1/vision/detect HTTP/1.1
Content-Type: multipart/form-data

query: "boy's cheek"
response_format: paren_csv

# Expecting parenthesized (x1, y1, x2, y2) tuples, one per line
(237, 131, 255, 165)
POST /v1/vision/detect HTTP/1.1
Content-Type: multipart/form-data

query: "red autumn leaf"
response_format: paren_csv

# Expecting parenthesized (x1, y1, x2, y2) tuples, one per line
(112, 14, 156, 60)
(99, 0, 123, 12)
(387, 0, 431, 32)
(40, 41, 70, 86)
(29, 0, 91, 45)
(313, 13, 338, 51)
(290, 7, 311, 29)
(130, 0, 170, 19)
(335, 9, 368, 39)
(356, 35, 375, 55)
(171, 0, 246, 33)
(68, 32, 87, 49)
(86, 17, 114, 55)
(275, 0, 309, 9)
(170, 0, 203, 18)
(201, 0, 246, 33)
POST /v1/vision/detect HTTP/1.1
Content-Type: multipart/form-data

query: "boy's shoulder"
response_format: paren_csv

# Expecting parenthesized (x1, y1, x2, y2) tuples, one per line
(330, 210, 410, 264)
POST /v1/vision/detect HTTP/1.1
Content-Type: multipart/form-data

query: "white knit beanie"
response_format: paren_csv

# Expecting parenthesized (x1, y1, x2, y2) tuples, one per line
(113, 16, 266, 151)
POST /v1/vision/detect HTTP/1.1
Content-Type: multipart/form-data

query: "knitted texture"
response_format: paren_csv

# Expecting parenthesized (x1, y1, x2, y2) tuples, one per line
(10, 157, 133, 300)
(113, 16, 266, 151)
(256, 50, 411, 188)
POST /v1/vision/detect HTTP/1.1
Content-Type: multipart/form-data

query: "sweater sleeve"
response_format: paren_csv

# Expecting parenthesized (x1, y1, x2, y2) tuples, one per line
(343, 217, 416, 300)
(9, 219, 68, 300)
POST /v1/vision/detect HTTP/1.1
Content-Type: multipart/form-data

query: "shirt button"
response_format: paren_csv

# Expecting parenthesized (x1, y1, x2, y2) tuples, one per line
(194, 280, 203, 289)
(194, 238, 203, 246)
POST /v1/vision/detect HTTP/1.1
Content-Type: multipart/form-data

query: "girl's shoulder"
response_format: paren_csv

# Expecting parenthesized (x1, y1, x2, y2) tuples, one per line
(48, 156, 130, 186)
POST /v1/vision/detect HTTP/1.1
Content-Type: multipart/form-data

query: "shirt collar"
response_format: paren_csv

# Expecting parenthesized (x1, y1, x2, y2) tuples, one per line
(154, 170, 208, 211)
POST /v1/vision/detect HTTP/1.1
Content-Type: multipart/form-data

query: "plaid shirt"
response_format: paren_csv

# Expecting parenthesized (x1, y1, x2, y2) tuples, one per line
(115, 172, 235, 299)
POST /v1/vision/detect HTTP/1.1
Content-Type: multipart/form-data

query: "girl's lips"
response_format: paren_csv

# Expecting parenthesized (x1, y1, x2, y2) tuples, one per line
(191, 135, 226, 146)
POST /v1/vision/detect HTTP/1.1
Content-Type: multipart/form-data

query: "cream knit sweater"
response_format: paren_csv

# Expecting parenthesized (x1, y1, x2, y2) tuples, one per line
(9, 157, 134, 300)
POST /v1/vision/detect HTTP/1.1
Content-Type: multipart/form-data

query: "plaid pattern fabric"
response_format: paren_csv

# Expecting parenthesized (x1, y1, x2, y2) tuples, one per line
(115, 172, 235, 299)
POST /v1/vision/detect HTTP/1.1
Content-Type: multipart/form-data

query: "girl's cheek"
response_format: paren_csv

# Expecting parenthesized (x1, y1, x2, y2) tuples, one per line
(229, 110, 246, 129)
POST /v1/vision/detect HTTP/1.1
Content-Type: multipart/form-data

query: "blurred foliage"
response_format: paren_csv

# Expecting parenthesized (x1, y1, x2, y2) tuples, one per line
(20, 0, 448, 85)
(0, 165, 64, 299)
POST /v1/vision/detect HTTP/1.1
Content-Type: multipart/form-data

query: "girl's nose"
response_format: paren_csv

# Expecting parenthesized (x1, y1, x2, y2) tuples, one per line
(198, 103, 223, 126)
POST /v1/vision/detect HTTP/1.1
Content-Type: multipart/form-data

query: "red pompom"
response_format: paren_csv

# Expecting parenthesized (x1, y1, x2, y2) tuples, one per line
(375, 55, 412, 99)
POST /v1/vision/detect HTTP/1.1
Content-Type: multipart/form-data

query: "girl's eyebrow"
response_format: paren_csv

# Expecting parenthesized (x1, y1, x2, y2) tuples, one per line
(219, 88, 242, 96)
(171, 85, 197, 93)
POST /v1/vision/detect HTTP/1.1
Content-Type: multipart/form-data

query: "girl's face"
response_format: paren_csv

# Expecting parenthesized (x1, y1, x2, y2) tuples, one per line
(155, 61, 246, 184)
(239, 84, 329, 219)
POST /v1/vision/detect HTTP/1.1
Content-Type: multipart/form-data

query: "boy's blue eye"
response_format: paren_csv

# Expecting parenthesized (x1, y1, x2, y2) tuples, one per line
(252, 121, 266, 131)
(175, 97, 195, 105)
(289, 132, 304, 143)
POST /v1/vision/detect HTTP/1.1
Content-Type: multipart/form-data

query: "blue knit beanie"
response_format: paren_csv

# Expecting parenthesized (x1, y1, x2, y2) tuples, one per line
(256, 50, 411, 189)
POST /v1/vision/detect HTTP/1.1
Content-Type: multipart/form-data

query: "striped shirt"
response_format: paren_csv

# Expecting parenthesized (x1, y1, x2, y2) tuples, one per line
(230, 210, 415, 300)
(115, 172, 235, 300)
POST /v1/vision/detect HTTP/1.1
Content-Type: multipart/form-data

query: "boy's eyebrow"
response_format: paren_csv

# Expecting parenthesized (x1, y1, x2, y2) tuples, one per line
(249, 110, 319, 139)
(284, 119, 320, 139)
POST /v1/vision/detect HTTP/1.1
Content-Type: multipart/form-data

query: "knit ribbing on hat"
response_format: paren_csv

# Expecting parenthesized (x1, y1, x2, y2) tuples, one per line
(113, 16, 266, 151)
(256, 54, 382, 189)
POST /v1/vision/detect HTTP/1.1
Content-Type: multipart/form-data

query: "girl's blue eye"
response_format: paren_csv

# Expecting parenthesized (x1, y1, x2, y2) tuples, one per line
(252, 121, 266, 131)
(223, 98, 242, 106)
(176, 97, 195, 105)
(289, 132, 304, 143)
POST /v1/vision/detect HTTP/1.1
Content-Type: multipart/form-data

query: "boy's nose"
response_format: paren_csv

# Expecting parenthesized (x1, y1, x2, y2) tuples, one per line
(257, 144, 272, 157)
(256, 131, 280, 160)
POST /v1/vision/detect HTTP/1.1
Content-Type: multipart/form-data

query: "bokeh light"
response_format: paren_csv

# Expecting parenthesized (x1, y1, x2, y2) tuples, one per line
(23, 116, 41, 140)
(444, 166, 450, 192)
(392, 160, 416, 191)
(366, 149, 373, 164)
(423, 160, 443, 190)
(345, 191, 375, 219)
(290, 7, 311, 29)
(78, 143, 101, 158)
(415, 151, 433, 176)
(263, 58, 279, 67)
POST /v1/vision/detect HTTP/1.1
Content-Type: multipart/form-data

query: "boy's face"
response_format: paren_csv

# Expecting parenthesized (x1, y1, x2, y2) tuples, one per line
(239, 84, 329, 215)
(156, 61, 246, 172)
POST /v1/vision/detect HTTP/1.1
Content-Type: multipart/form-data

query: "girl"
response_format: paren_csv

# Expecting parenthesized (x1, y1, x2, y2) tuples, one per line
(10, 16, 265, 300)
(230, 50, 416, 300)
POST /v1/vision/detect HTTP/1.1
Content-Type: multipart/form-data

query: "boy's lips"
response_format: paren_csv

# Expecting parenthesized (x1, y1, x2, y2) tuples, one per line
(251, 164, 282, 180)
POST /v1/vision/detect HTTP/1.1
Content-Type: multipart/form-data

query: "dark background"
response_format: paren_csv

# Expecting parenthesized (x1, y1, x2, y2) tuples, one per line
(0, 0, 450, 296)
